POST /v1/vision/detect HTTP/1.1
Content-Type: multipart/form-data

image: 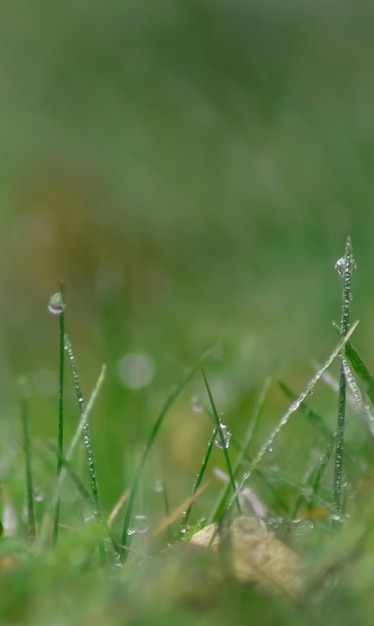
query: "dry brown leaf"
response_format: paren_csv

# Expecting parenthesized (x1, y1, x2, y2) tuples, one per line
(190, 516, 302, 600)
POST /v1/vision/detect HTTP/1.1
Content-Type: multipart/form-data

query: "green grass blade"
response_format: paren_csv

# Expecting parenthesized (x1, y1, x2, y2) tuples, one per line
(120, 343, 217, 558)
(40, 364, 106, 548)
(202, 369, 240, 515)
(228, 320, 359, 511)
(19, 378, 35, 540)
(342, 356, 374, 438)
(259, 467, 330, 509)
(64, 333, 101, 519)
(307, 441, 335, 511)
(279, 381, 363, 468)
(47, 289, 66, 546)
(345, 342, 374, 407)
(332, 236, 356, 526)
(179, 425, 218, 533)
(209, 378, 271, 523)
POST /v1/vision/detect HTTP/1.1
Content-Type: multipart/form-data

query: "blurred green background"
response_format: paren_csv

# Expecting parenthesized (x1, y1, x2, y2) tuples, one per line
(1, 0, 374, 514)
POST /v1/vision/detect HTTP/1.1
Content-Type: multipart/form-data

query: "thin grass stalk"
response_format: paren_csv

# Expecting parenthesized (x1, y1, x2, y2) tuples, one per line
(307, 441, 335, 512)
(202, 369, 241, 515)
(332, 237, 356, 525)
(39, 365, 106, 549)
(158, 479, 172, 542)
(342, 356, 374, 437)
(120, 344, 216, 559)
(19, 379, 35, 540)
(64, 333, 101, 519)
(51, 288, 65, 545)
(179, 426, 218, 533)
(209, 378, 271, 523)
(345, 341, 374, 406)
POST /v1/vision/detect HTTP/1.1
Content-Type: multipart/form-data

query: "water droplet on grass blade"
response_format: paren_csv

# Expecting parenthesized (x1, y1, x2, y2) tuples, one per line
(335, 255, 357, 278)
(191, 395, 204, 412)
(179, 524, 190, 535)
(214, 424, 231, 449)
(48, 292, 65, 315)
(127, 514, 150, 536)
(34, 488, 44, 502)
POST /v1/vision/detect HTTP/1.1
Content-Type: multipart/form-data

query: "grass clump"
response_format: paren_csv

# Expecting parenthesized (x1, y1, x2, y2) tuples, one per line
(2, 237, 374, 625)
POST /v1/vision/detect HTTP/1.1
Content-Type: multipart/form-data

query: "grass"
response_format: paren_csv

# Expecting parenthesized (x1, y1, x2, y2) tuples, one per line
(2, 237, 374, 625)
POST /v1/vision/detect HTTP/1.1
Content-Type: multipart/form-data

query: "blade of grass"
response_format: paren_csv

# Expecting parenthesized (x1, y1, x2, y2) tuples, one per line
(178, 425, 218, 534)
(120, 343, 217, 559)
(258, 467, 331, 509)
(47, 288, 66, 546)
(345, 341, 374, 407)
(202, 369, 241, 515)
(342, 356, 374, 437)
(64, 333, 101, 519)
(332, 236, 356, 526)
(108, 490, 130, 528)
(228, 320, 359, 512)
(151, 482, 209, 540)
(209, 378, 271, 523)
(39, 364, 106, 549)
(307, 442, 335, 512)
(279, 381, 364, 469)
(18, 378, 35, 540)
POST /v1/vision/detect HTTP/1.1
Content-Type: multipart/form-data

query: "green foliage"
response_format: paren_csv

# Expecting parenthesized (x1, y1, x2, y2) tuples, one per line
(2, 239, 374, 625)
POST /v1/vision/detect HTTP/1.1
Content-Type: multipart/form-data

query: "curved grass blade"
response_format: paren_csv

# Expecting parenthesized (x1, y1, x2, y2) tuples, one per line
(342, 357, 374, 438)
(345, 342, 374, 407)
(178, 425, 218, 534)
(209, 378, 271, 523)
(202, 369, 240, 515)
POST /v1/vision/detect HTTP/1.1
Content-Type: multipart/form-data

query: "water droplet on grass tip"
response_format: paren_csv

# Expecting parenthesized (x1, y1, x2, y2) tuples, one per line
(214, 424, 231, 449)
(48, 292, 65, 315)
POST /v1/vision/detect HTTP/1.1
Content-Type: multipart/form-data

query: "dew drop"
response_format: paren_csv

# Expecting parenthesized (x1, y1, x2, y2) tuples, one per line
(289, 400, 300, 413)
(330, 512, 343, 525)
(335, 256, 357, 278)
(191, 395, 204, 412)
(34, 488, 44, 502)
(335, 257, 346, 277)
(179, 524, 190, 535)
(127, 514, 150, 536)
(48, 292, 65, 315)
(291, 518, 314, 536)
(214, 424, 231, 449)
(154, 480, 164, 493)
